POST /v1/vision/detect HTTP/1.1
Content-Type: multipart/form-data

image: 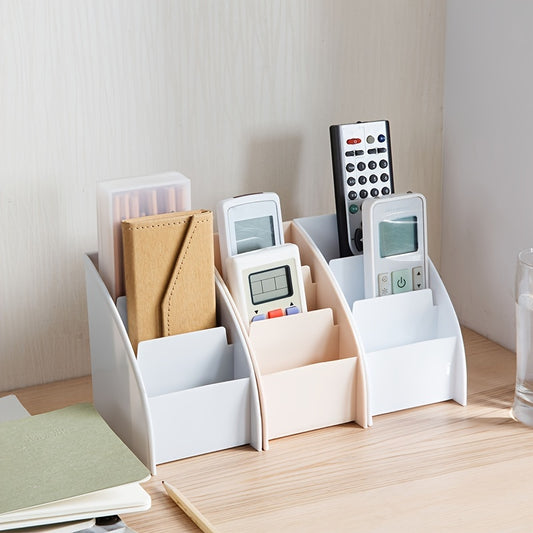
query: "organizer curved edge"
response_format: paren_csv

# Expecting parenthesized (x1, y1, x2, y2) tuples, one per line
(83, 253, 157, 473)
(291, 218, 371, 428)
(428, 260, 467, 406)
(214, 269, 267, 451)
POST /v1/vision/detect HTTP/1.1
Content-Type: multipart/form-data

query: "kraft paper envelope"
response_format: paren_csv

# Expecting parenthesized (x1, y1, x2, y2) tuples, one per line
(122, 209, 216, 353)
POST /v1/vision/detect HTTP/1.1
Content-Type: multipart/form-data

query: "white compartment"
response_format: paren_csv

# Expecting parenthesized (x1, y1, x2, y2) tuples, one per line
(84, 254, 261, 474)
(294, 214, 467, 418)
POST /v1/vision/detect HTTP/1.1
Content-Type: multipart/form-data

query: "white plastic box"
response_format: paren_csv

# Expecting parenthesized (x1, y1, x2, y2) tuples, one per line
(293, 214, 467, 417)
(96, 171, 191, 302)
(85, 219, 371, 470)
(84, 254, 261, 474)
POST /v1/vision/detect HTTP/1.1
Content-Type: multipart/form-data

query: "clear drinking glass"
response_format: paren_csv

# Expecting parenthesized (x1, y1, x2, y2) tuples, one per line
(512, 248, 533, 426)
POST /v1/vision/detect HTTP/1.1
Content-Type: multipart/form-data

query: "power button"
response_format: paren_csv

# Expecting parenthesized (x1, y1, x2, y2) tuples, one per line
(391, 269, 412, 294)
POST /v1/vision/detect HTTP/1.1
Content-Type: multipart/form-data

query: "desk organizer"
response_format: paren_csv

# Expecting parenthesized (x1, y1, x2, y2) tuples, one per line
(293, 214, 467, 418)
(215, 222, 370, 449)
(83, 254, 262, 474)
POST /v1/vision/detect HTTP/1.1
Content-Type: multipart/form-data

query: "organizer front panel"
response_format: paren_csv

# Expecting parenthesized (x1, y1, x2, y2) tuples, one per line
(262, 357, 357, 439)
(149, 377, 251, 463)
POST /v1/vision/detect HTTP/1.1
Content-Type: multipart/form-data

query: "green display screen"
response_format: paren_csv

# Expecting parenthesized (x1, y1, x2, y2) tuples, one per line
(249, 265, 293, 305)
(379, 215, 418, 258)
(235, 216, 275, 254)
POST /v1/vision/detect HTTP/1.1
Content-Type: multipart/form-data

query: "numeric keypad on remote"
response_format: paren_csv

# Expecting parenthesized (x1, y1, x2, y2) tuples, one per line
(330, 121, 394, 256)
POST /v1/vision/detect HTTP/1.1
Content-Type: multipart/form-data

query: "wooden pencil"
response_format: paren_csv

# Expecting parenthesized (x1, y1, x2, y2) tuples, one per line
(162, 480, 218, 533)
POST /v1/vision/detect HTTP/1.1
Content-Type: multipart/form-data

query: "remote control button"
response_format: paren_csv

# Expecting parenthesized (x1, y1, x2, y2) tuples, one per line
(358, 176, 367, 185)
(412, 266, 424, 290)
(268, 308, 284, 319)
(348, 190, 357, 200)
(382, 186, 390, 195)
(354, 227, 363, 252)
(345, 150, 355, 157)
(355, 150, 364, 156)
(378, 272, 391, 296)
(347, 138, 361, 145)
(380, 173, 389, 182)
(368, 148, 377, 155)
(378, 134, 386, 142)
(366, 135, 375, 144)
(379, 159, 388, 169)
(368, 160, 377, 170)
(378, 147, 387, 153)
(251, 314, 266, 322)
(392, 269, 412, 294)
(360, 190, 368, 199)
(346, 163, 355, 172)
(357, 162, 366, 171)
(369, 174, 378, 183)
(349, 204, 358, 214)
(347, 177, 356, 186)
(371, 188, 379, 197)
(285, 305, 300, 316)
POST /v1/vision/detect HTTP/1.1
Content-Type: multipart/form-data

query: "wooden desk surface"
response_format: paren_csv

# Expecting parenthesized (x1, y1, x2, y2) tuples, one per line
(6, 328, 533, 532)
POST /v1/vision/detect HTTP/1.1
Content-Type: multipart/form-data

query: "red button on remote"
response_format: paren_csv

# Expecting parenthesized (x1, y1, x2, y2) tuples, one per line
(347, 138, 361, 145)
(267, 308, 284, 319)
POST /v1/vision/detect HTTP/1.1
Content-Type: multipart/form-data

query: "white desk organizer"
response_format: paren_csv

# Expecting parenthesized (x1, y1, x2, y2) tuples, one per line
(293, 214, 467, 418)
(216, 222, 370, 450)
(83, 254, 262, 474)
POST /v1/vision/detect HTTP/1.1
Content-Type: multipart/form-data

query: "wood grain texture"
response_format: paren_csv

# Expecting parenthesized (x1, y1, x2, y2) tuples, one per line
(4, 328, 530, 532)
(0, 0, 446, 390)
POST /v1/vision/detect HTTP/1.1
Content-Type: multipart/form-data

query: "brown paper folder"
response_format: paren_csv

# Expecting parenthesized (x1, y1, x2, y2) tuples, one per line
(122, 209, 216, 353)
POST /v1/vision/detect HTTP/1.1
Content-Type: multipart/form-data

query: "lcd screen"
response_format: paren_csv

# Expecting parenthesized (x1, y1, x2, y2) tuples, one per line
(235, 216, 275, 254)
(249, 265, 293, 305)
(379, 215, 418, 258)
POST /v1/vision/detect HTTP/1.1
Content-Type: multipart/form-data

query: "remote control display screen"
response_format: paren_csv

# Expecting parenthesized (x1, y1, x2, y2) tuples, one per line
(249, 265, 293, 305)
(235, 216, 275, 253)
(379, 215, 418, 258)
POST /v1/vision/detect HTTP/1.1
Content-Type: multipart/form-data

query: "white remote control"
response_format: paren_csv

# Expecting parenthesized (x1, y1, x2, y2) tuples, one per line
(362, 192, 428, 299)
(330, 120, 394, 256)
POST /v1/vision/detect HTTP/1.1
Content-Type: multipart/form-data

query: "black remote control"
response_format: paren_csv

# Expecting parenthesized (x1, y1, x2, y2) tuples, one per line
(330, 120, 394, 256)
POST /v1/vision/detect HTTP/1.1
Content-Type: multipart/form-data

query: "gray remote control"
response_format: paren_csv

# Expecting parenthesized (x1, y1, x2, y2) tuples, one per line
(330, 120, 394, 256)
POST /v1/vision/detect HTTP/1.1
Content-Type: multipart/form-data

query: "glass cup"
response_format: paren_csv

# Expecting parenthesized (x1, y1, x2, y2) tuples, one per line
(512, 248, 533, 426)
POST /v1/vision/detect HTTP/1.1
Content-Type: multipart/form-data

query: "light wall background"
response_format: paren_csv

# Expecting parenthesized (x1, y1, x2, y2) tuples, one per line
(441, 0, 533, 351)
(0, 0, 446, 391)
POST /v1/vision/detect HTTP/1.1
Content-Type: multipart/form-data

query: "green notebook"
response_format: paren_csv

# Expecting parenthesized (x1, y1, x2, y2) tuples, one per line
(0, 403, 150, 515)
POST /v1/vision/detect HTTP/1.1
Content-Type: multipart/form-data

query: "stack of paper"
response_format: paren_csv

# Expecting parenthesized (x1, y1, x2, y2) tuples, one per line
(0, 403, 150, 531)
